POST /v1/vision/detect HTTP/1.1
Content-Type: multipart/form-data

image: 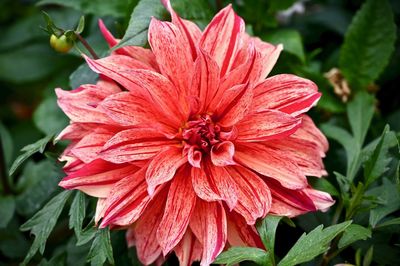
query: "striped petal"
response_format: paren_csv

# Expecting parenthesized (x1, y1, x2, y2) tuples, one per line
(200, 5, 244, 76)
(157, 166, 197, 255)
(98, 19, 159, 70)
(253, 74, 321, 116)
(236, 110, 301, 142)
(84, 56, 187, 126)
(100, 167, 152, 227)
(227, 211, 264, 248)
(146, 147, 187, 195)
(225, 165, 271, 224)
(235, 142, 308, 189)
(71, 128, 116, 163)
(134, 188, 168, 265)
(215, 83, 253, 127)
(161, 0, 202, 59)
(190, 50, 221, 114)
(174, 229, 202, 266)
(190, 200, 227, 266)
(59, 159, 139, 197)
(149, 18, 193, 97)
(191, 161, 238, 210)
(100, 128, 179, 164)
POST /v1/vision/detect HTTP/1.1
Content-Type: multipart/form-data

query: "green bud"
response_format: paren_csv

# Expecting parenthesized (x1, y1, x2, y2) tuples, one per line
(50, 34, 74, 53)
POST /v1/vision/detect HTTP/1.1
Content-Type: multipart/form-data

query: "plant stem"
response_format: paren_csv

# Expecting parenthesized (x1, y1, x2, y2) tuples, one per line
(332, 200, 344, 225)
(0, 140, 11, 194)
(75, 32, 99, 59)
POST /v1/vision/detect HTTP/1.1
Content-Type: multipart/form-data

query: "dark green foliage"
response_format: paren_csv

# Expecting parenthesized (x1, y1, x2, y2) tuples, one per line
(339, 0, 396, 90)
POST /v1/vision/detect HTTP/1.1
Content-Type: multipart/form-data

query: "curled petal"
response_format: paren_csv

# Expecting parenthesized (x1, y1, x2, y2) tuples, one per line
(84, 56, 187, 126)
(56, 86, 117, 124)
(266, 137, 327, 177)
(304, 188, 335, 212)
(210, 141, 236, 166)
(70, 128, 116, 163)
(187, 146, 202, 168)
(95, 198, 107, 225)
(267, 178, 316, 216)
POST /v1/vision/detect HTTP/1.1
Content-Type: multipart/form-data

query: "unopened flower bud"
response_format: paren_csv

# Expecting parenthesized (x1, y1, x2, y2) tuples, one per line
(50, 34, 73, 53)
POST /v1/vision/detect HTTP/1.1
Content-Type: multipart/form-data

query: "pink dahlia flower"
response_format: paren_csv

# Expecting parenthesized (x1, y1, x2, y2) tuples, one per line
(56, 1, 334, 265)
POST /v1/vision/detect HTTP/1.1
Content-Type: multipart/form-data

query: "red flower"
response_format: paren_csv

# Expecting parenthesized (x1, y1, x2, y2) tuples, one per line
(56, 1, 334, 265)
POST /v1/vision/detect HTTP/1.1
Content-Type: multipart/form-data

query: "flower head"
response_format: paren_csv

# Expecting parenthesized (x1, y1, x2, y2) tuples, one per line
(56, 1, 334, 265)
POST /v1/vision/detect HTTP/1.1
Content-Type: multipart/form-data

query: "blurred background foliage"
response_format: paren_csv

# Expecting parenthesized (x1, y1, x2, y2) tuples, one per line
(0, 0, 399, 265)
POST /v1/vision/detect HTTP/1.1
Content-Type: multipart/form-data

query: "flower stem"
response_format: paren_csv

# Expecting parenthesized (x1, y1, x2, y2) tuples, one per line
(75, 32, 99, 59)
(0, 140, 11, 194)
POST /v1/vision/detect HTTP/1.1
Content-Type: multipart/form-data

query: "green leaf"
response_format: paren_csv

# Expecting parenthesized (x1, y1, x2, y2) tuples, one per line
(338, 224, 371, 249)
(37, 0, 135, 18)
(69, 63, 98, 89)
(171, 0, 212, 29)
(87, 228, 115, 266)
(33, 96, 69, 135)
(347, 92, 375, 147)
(278, 221, 352, 266)
(69, 191, 86, 238)
(321, 123, 360, 182)
(310, 178, 340, 197)
(77, 224, 97, 246)
(116, 0, 166, 48)
(0, 43, 78, 83)
(20, 190, 73, 265)
(375, 217, 400, 228)
(0, 196, 15, 228)
(76, 16, 85, 34)
(363, 246, 374, 266)
(15, 159, 61, 216)
(269, 0, 297, 12)
(38, 252, 66, 266)
(214, 247, 269, 266)
(9, 135, 53, 176)
(363, 125, 399, 186)
(264, 29, 305, 63)
(366, 178, 400, 227)
(339, 0, 396, 90)
(256, 215, 282, 265)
